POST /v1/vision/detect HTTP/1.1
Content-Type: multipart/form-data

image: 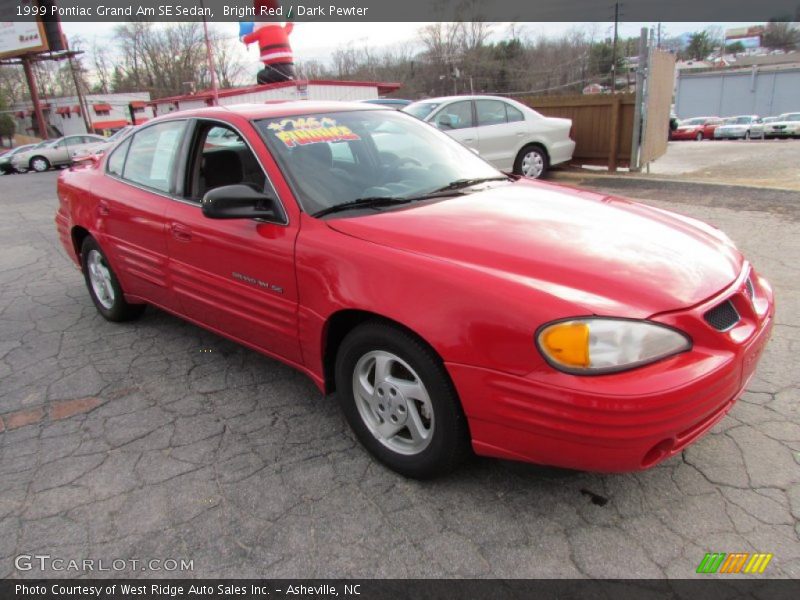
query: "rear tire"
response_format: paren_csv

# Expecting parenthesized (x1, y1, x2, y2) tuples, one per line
(335, 321, 471, 478)
(80, 237, 145, 322)
(744, 130, 751, 140)
(513, 145, 549, 179)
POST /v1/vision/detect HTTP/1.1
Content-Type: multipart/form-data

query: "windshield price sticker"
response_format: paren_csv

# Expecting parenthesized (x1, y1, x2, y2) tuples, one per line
(267, 117, 361, 148)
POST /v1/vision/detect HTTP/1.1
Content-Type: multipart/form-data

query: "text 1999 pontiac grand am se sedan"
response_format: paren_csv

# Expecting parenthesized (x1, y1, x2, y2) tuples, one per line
(56, 102, 774, 478)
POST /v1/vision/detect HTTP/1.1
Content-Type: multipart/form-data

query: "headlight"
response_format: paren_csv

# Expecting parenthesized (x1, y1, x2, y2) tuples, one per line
(536, 318, 691, 374)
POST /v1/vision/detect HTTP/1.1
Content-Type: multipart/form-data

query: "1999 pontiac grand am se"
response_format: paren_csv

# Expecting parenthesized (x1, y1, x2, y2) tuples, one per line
(56, 102, 774, 478)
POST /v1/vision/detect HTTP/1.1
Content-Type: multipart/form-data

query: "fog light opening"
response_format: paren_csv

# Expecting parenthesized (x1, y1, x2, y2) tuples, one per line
(642, 439, 675, 468)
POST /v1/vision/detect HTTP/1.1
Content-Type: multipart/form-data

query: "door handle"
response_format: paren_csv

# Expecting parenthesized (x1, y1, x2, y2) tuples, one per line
(170, 222, 192, 242)
(463, 138, 475, 142)
(98, 201, 110, 216)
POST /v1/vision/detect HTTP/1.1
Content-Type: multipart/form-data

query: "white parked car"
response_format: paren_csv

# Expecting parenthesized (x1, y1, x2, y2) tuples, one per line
(403, 95, 575, 178)
(713, 115, 765, 140)
(764, 112, 800, 139)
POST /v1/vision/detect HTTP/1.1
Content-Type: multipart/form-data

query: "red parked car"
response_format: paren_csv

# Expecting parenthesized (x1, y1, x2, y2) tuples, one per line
(671, 116, 724, 141)
(56, 103, 774, 478)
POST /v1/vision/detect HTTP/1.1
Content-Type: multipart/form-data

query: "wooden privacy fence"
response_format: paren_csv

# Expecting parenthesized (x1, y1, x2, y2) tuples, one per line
(514, 94, 636, 170)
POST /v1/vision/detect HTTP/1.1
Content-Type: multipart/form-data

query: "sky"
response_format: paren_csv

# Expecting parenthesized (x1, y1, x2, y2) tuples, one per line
(60, 21, 759, 76)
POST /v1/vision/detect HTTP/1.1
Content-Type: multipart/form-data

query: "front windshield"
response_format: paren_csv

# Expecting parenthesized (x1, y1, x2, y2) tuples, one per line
(402, 103, 440, 120)
(727, 117, 751, 125)
(33, 140, 52, 149)
(683, 118, 706, 126)
(255, 109, 503, 216)
(780, 114, 800, 122)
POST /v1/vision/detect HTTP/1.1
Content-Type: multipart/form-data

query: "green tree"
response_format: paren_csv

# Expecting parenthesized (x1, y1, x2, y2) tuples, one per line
(0, 93, 16, 144)
(725, 41, 745, 53)
(685, 30, 715, 61)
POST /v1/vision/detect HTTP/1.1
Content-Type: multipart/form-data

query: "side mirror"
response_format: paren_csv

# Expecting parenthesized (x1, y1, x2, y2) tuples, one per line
(437, 114, 454, 129)
(202, 184, 283, 221)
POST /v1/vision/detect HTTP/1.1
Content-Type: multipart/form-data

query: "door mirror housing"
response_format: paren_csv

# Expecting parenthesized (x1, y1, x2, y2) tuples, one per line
(202, 184, 284, 221)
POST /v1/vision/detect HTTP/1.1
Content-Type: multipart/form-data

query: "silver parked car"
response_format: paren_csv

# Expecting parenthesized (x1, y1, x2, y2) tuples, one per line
(404, 95, 575, 178)
(713, 115, 765, 140)
(12, 134, 107, 172)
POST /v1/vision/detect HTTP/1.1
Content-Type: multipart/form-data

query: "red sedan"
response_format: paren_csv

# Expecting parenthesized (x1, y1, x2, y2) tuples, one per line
(55, 103, 774, 478)
(671, 116, 724, 141)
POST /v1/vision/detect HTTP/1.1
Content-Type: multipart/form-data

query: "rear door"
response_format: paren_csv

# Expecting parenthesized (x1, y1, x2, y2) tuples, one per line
(94, 120, 188, 310)
(429, 100, 480, 152)
(164, 119, 302, 363)
(475, 99, 526, 170)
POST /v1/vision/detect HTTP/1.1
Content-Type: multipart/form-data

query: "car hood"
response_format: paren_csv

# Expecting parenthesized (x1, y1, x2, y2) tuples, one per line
(326, 181, 743, 317)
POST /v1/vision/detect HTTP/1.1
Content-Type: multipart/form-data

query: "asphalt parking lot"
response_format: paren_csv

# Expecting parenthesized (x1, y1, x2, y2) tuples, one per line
(0, 168, 798, 579)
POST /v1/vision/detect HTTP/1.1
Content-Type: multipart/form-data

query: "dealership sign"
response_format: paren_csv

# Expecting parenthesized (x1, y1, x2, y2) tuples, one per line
(0, 20, 47, 59)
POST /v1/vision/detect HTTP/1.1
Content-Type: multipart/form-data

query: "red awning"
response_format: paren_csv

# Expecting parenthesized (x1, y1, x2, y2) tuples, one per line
(93, 103, 112, 112)
(56, 107, 70, 115)
(130, 101, 147, 109)
(72, 105, 81, 114)
(133, 117, 149, 124)
(40, 103, 50, 110)
(16, 111, 25, 118)
(92, 119, 129, 131)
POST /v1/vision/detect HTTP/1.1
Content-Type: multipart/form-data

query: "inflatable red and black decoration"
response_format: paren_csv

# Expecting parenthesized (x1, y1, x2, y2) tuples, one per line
(241, 0, 295, 84)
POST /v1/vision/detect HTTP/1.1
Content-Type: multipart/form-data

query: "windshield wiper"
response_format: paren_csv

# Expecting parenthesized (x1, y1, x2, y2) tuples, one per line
(432, 176, 512, 193)
(312, 196, 414, 218)
(312, 188, 472, 218)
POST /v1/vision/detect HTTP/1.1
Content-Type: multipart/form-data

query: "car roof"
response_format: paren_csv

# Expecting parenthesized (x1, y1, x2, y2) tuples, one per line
(152, 101, 385, 122)
(407, 95, 517, 105)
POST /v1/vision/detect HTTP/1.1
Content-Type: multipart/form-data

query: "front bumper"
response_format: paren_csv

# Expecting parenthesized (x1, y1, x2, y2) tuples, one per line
(449, 266, 774, 472)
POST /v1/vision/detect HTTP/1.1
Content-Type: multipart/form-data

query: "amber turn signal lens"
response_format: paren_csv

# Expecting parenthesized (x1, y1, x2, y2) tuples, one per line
(539, 322, 590, 368)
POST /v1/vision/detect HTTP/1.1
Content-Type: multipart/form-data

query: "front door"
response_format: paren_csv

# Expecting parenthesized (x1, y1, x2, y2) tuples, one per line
(165, 120, 302, 363)
(431, 100, 480, 152)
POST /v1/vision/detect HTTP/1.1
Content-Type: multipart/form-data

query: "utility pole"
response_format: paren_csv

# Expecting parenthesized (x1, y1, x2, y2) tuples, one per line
(611, 2, 620, 93)
(22, 57, 48, 140)
(200, 0, 220, 105)
(65, 38, 91, 133)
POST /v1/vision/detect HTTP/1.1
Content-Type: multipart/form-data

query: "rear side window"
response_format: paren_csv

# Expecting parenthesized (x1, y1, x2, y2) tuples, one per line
(122, 121, 186, 193)
(106, 137, 132, 177)
(506, 104, 525, 122)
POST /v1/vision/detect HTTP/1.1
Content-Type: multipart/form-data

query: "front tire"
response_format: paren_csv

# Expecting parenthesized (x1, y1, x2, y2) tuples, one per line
(29, 156, 50, 172)
(335, 321, 471, 478)
(513, 145, 549, 179)
(80, 237, 145, 322)
(696, 132, 704, 141)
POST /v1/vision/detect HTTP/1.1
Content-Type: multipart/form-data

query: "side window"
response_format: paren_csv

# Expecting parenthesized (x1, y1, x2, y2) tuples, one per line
(505, 104, 525, 123)
(476, 100, 508, 126)
(435, 101, 474, 130)
(190, 123, 267, 201)
(122, 121, 186, 193)
(107, 137, 132, 177)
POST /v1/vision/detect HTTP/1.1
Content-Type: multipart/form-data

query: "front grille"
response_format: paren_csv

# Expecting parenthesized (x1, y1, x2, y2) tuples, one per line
(704, 300, 740, 331)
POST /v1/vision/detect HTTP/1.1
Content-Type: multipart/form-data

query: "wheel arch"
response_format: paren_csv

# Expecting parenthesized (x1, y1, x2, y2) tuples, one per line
(70, 225, 92, 264)
(29, 154, 49, 168)
(321, 309, 444, 395)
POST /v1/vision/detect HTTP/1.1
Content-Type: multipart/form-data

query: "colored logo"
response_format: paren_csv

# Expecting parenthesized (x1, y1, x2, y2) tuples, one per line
(697, 553, 773, 574)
